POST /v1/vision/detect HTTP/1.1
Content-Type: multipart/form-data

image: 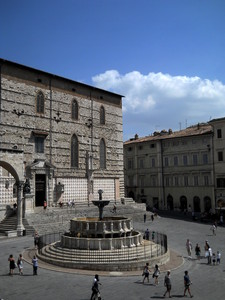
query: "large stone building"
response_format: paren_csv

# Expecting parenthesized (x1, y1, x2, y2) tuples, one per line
(0, 59, 124, 233)
(124, 120, 225, 214)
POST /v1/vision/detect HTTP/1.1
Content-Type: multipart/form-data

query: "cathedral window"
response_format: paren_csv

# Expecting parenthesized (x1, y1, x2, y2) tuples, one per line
(71, 134, 79, 168)
(72, 99, 78, 120)
(100, 138, 106, 169)
(36, 91, 45, 114)
(100, 106, 105, 124)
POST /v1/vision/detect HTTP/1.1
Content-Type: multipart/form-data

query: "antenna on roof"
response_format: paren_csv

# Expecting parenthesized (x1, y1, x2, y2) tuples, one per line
(179, 122, 181, 130)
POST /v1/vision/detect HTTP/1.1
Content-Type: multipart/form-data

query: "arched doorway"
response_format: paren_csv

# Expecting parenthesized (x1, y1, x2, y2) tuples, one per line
(35, 174, 46, 206)
(180, 196, 187, 211)
(193, 196, 201, 212)
(204, 196, 211, 212)
(128, 191, 135, 200)
(167, 194, 174, 210)
(0, 151, 25, 236)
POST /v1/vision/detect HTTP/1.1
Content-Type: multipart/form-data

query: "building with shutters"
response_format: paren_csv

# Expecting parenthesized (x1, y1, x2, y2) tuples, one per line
(124, 120, 225, 215)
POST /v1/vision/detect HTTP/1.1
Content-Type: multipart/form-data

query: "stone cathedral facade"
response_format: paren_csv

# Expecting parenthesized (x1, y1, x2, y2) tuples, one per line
(0, 58, 124, 218)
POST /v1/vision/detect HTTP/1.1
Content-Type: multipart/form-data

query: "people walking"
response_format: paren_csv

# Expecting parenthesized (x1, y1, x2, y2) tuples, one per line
(34, 232, 39, 249)
(8, 254, 15, 276)
(208, 247, 212, 264)
(195, 243, 201, 260)
(153, 264, 160, 285)
(152, 231, 155, 241)
(163, 270, 172, 298)
(183, 270, 193, 298)
(32, 255, 38, 275)
(17, 254, 23, 275)
(217, 250, 221, 264)
(211, 224, 216, 235)
(186, 239, 193, 258)
(142, 262, 150, 284)
(90, 274, 101, 300)
(145, 228, 150, 240)
(43, 200, 47, 210)
(144, 213, 146, 223)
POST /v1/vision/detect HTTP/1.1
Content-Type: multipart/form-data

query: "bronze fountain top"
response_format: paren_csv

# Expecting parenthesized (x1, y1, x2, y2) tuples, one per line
(92, 189, 110, 220)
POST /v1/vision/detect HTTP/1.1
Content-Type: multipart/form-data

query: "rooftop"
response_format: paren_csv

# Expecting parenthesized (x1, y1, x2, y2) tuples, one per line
(124, 123, 212, 145)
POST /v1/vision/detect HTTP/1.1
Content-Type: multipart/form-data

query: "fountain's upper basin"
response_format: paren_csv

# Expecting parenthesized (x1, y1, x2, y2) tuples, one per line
(69, 216, 133, 237)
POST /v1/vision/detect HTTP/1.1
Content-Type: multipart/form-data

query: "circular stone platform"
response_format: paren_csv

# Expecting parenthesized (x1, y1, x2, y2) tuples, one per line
(36, 216, 170, 271)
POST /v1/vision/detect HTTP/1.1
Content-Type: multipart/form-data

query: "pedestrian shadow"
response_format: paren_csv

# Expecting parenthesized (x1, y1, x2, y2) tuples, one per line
(134, 281, 155, 286)
(151, 295, 184, 298)
(0, 273, 34, 277)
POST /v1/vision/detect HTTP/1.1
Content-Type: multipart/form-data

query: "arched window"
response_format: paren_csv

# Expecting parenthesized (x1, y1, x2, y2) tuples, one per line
(71, 134, 79, 168)
(204, 196, 211, 212)
(167, 194, 174, 210)
(100, 106, 105, 124)
(100, 138, 106, 169)
(36, 91, 45, 114)
(193, 196, 201, 212)
(72, 99, 78, 120)
(180, 196, 187, 211)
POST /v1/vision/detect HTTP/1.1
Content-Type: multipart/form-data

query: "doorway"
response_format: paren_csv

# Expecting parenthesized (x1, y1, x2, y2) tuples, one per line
(35, 174, 46, 206)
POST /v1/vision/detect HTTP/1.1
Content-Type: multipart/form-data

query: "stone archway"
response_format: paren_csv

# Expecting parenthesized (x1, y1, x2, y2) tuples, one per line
(204, 196, 212, 212)
(180, 195, 187, 211)
(0, 149, 25, 236)
(167, 194, 174, 210)
(193, 196, 201, 212)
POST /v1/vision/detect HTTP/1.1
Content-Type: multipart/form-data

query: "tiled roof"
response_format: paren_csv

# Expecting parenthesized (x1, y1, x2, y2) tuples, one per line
(124, 123, 212, 145)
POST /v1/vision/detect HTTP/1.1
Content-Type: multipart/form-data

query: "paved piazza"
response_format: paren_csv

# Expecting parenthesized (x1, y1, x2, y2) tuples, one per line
(0, 213, 224, 300)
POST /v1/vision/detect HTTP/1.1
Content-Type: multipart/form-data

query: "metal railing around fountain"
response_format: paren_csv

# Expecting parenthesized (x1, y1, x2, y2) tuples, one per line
(37, 230, 168, 263)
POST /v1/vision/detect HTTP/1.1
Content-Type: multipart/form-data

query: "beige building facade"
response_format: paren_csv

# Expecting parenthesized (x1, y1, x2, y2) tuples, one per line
(124, 121, 225, 214)
(0, 59, 124, 233)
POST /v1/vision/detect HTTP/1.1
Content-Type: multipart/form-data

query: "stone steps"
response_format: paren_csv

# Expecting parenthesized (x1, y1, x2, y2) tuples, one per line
(0, 214, 35, 236)
(41, 239, 159, 261)
(25, 202, 147, 235)
(37, 239, 168, 271)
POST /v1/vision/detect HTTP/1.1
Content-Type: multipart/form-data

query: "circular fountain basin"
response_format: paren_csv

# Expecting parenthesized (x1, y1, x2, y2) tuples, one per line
(61, 216, 142, 250)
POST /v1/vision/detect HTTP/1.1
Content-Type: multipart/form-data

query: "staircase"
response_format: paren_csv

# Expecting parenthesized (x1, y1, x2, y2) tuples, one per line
(0, 214, 35, 237)
(0, 200, 147, 237)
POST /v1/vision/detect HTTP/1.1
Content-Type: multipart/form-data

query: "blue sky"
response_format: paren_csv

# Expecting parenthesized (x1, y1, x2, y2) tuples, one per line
(1, 0, 225, 141)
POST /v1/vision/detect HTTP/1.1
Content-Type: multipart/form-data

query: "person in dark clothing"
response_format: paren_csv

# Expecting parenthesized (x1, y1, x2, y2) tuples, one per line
(183, 270, 193, 297)
(90, 274, 101, 300)
(8, 254, 15, 276)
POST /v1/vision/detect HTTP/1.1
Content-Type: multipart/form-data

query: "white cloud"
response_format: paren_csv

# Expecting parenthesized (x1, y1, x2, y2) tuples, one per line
(92, 70, 225, 140)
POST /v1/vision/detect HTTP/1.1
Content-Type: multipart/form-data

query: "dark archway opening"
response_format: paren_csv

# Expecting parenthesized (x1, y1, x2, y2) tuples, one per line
(167, 194, 174, 210)
(193, 196, 201, 212)
(35, 174, 46, 206)
(180, 196, 187, 211)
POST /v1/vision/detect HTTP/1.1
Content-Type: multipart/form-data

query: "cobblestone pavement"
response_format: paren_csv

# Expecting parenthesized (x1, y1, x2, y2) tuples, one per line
(0, 212, 224, 300)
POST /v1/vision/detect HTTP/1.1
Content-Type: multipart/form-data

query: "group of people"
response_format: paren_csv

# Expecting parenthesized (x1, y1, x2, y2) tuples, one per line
(161, 269, 193, 298)
(144, 228, 155, 241)
(185, 238, 221, 265)
(8, 254, 23, 276)
(142, 263, 193, 298)
(142, 263, 160, 285)
(8, 253, 38, 276)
